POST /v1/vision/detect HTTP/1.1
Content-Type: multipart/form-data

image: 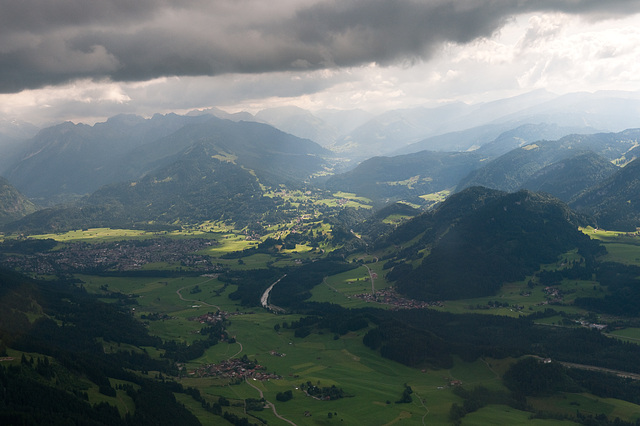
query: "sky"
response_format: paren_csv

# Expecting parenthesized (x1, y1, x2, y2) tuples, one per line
(3, 0, 640, 125)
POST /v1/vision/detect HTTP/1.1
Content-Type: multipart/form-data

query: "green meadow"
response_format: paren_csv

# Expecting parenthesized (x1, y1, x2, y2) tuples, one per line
(29, 221, 640, 424)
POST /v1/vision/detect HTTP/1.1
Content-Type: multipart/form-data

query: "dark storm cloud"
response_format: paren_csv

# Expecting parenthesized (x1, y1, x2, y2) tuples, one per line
(2, 0, 640, 93)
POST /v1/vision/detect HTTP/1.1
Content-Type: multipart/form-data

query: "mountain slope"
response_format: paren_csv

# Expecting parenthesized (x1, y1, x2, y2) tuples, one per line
(384, 188, 594, 300)
(5, 114, 332, 205)
(325, 124, 605, 205)
(4, 113, 214, 204)
(570, 157, 640, 231)
(116, 116, 332, 187)
(520, 151, 618, 202)
(5, 143, 276, 232)
(395, 122, 596, 156)
(325, 150, 481, 205)
(0, 177, 37, 225)
(456, 129, 640, 193)
(255, 106, 340, 146)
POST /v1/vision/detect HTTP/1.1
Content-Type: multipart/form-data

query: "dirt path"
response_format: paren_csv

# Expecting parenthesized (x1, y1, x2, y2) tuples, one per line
(228, 341, 243, 360)
(364, 265, 375, 295)
(411, 389, 429, 426)
(174, 277, 242, 360)
(245, 377, 297, 426)
(175, 277, 221, 310)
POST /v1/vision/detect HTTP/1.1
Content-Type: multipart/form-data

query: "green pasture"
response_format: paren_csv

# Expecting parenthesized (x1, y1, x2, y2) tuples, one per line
(83, 378, 136, 417)
(583, 227, 640, 243)
(215, 253, 273, 270)
(203, 234, 260, 256)
(77, 273, 243, 344)
(28, 228, 158, 242)
(305, 265, 392, 309)
(463, 404, 580, 425)
(420, 190, 450, 203)
(382, 213, 414, 224)
(26, 227, 223, 243)
(599, 243, 640, 266)
(331, 192, 372, 204)
(528, 392, 640, 423)
(608, 327, 640, 344)
(180, 310, 514, 425)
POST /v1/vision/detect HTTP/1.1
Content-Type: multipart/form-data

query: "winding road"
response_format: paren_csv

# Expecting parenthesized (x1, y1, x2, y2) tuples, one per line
(245, 377, 297, 426)
(175, 277, 221, 310)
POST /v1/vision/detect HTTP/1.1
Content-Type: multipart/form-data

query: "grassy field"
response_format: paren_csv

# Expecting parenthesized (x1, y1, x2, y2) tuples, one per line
(188, 313, 495, 425)
(76, 266, 523, 425)
(582, 227, 640, 266)
(25, 227, 224, 243)
(607, 327, 640, 344)
(21, 220, 640, 424)
(463, 405, 579, 425)
(528, 392, 640, 423)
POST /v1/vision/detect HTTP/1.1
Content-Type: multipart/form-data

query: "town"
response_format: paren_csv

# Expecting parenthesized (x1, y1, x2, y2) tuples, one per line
(1, 237, 220, 274)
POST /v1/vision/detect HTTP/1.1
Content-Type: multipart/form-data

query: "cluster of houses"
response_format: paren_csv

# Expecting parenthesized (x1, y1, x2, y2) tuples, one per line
(189, 309, 251, 325)
(3, 238, 220, 274)
(189, 358, 280, 381)
(542, 286, 564, 304)
(353, 287, 443, 309)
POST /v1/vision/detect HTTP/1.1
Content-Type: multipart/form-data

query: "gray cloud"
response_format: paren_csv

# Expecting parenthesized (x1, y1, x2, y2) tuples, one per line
(2, 0, 640, 93)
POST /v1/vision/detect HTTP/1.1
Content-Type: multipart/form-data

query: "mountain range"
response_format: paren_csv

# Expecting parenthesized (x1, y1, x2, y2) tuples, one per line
(2, 90, 640, 234)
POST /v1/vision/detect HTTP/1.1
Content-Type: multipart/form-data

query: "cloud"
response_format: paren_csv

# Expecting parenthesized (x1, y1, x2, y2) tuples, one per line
(2, 0, 640, 93)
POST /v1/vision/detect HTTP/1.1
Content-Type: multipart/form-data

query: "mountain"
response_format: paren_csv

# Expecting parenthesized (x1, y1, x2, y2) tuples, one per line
(255, 106, 340, 146)
(521, 152, 618, 202)
(187, 106, 255, 122)
(4, 114, 332, 205)
(116, 116, 332, 187)
(314, 108, 373, 137)
(472, 123, 599, 159)
(456, 129, 640, 193)
(394, 122, 596, 156)
(4, 113, 215, 205)
(325, 123, 608, 205)
(0, 177, 37, 225)
(498, 90, 640, 132)
(330, 90, 640, 161)
(384, 188, 594, 300)
(332, 102, 474, 160)
(5, 143, 274, 232)
(0, 118, 40, 173)
(569, 157, 640, 231)
(5, 118, 332, 232)
(325, 150, 481, 205)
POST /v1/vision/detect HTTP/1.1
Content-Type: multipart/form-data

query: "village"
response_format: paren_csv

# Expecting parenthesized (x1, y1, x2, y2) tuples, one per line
(189, 309, 252, 325)
(1, 237, 221, 274)
(353, 287, 444, 309)
(189, 357, 281, 381)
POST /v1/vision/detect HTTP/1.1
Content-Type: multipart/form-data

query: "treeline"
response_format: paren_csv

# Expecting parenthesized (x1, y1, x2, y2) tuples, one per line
(224, 260, 357, 307)
(394, 191, 599, 300)
(358, 308, 640, 374)
(575, 262, 640, 316)
(0, 267, 241, 424)
(269, 260, 357, 307)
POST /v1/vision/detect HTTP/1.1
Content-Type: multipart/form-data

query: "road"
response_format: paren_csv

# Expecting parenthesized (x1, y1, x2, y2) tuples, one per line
(364, 265, 375, 295)
(531, 355, 640, 380)
(175, 277, 221, 310)
(260, 274, 287, 312)
(245, 377, 297, 426)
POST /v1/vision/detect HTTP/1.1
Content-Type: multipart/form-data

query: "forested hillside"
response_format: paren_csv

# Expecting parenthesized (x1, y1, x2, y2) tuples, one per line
(383, 188, 596, 300)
